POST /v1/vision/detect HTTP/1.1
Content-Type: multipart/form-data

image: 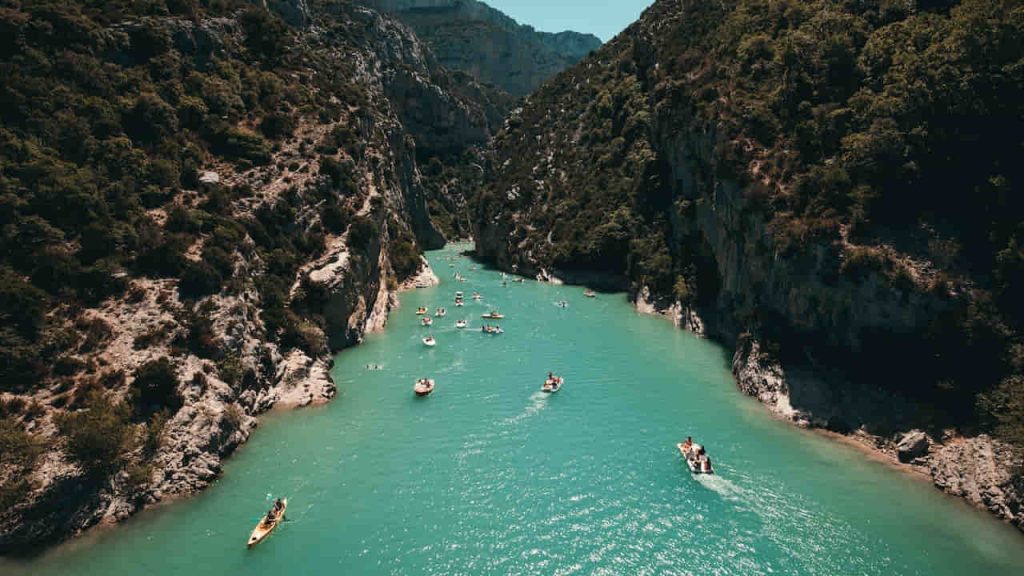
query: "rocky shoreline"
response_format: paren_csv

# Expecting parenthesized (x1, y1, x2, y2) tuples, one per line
(493, 259, 1024, 534)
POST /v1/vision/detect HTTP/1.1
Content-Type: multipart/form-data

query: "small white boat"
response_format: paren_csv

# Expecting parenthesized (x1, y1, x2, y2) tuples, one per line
(421, 317, 433, 326)
(481, 325, 504, 335)
(584, 289, 596, 298)
(472, 292, 481, 300)
(414, 378, 435, 397)
(422, 336, 436, 347)
(435, 308, 446, 317)
(482, 311, 505, 320)
(542, 376, 564, 393)
(677, 442, 714, 475)
(248, 498, 287, 549)
(416, 307, 428, 315)
(455, 300, 465, 307)
(455, 291, 464, 299)
(455, 320, 468, 329)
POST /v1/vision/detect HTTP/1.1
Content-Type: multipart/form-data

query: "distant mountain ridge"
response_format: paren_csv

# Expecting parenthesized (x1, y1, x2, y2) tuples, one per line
(362, 0, 602, 96)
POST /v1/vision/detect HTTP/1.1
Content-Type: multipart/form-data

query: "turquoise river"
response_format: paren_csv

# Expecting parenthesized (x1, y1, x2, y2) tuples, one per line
(6, 244, 1024, 575)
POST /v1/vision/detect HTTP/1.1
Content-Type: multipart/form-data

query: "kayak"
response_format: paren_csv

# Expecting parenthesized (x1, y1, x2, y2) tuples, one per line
(414, 379, 435, 396)
(247, 498, 287, 549)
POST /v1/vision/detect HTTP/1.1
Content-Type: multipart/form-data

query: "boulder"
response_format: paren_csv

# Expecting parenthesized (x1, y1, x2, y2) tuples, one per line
(897, 430, 930, 463)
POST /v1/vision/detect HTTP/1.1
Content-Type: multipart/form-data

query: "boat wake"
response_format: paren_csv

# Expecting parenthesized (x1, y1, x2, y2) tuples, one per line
(502, 391, 549, 425)
(693, 473, 744, 502)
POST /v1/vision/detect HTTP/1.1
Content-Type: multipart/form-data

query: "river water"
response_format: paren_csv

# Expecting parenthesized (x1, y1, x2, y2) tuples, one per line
(7, 243, 1024, 575)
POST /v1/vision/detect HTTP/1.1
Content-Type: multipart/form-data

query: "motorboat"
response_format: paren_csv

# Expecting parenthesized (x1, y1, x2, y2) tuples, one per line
(542, 376, 564, 393)
(422, 336, 436, 347)
(584, 289, 596, 298)
(482, 311, 505, 320)
(472, 292, 481, 300)
(421, 316, 433, 326)
(435, 308, 446, 317)
(414, 378, 435, 397)
(677, 441, 715, 474)
(416, 307, 428, 315)
(247, 498, 287, 549)
(455, 320, 468, 329)
(481, 325, 504, 335)
(455, 300, 465, 307)
(455, 291, 464, 299)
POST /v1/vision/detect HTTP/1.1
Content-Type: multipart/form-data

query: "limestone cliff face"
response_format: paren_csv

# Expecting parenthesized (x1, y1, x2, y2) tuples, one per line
(0, 1, 492, 553)
(361, 0, 602, 96)
(474, 0, 1024, 530)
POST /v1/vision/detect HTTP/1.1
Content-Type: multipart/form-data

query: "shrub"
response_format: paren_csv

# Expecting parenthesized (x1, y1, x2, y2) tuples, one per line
(259, 112, 296, 139)
(130, 358, 182, 418)
(348, 216, 378, 251)
(56, 391, 131, 474)
(179, 260, 222, 298)
(388, 235, 420, 280)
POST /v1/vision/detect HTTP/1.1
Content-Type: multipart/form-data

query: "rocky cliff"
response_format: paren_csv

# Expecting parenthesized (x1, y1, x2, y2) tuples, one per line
(475, 0, 1024, 530)
(361, 0, 602, 96)
(0, 0, 498, 553)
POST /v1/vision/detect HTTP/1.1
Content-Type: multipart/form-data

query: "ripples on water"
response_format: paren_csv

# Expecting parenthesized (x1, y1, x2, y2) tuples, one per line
(6, 244, 1024, 576)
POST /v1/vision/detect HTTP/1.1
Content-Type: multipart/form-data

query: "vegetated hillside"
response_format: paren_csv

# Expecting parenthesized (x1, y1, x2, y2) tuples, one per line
(0, 0, 500, 552)
(362, 0, 602, 96)
(476, 0, 1024, 527)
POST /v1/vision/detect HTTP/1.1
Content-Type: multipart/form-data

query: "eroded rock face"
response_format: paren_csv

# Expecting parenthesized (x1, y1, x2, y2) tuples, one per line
(931, 437, 1023, 530)
(361, 0, 602, 96)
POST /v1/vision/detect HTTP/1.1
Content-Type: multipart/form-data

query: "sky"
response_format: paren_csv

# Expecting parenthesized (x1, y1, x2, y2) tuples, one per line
(483, 0, 655, 42)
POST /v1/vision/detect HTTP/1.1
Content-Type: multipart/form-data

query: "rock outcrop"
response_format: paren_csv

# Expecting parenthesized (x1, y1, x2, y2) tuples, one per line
(473, 0, 1024, 530)
(361, 0, 602, 96)
(0, 1, 495, 553)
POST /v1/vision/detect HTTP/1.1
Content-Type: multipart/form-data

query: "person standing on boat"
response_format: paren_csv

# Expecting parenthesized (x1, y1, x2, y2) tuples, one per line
(683, 436, 693, 454)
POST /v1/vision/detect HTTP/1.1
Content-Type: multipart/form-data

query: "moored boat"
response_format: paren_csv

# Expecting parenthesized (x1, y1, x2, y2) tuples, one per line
(422, 336, 436, 347)
(435, 308, 446, 317)
(584, 289, 596, 298)
(482, 311, 505, 319)
(416, 307, 428, 315)
(247, 498, 287, 549)
(421, 316, 433, 326)
(414, 378, 435, 397)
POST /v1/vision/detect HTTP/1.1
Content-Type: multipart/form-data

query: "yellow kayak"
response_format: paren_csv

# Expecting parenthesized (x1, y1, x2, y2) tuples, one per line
(247, 498, 287, 549)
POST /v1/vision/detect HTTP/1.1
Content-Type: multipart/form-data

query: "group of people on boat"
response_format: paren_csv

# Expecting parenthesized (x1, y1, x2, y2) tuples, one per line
(481, 324, 503, 334)
(543, 372, 564, 393)
(679, 436, 714, 474)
